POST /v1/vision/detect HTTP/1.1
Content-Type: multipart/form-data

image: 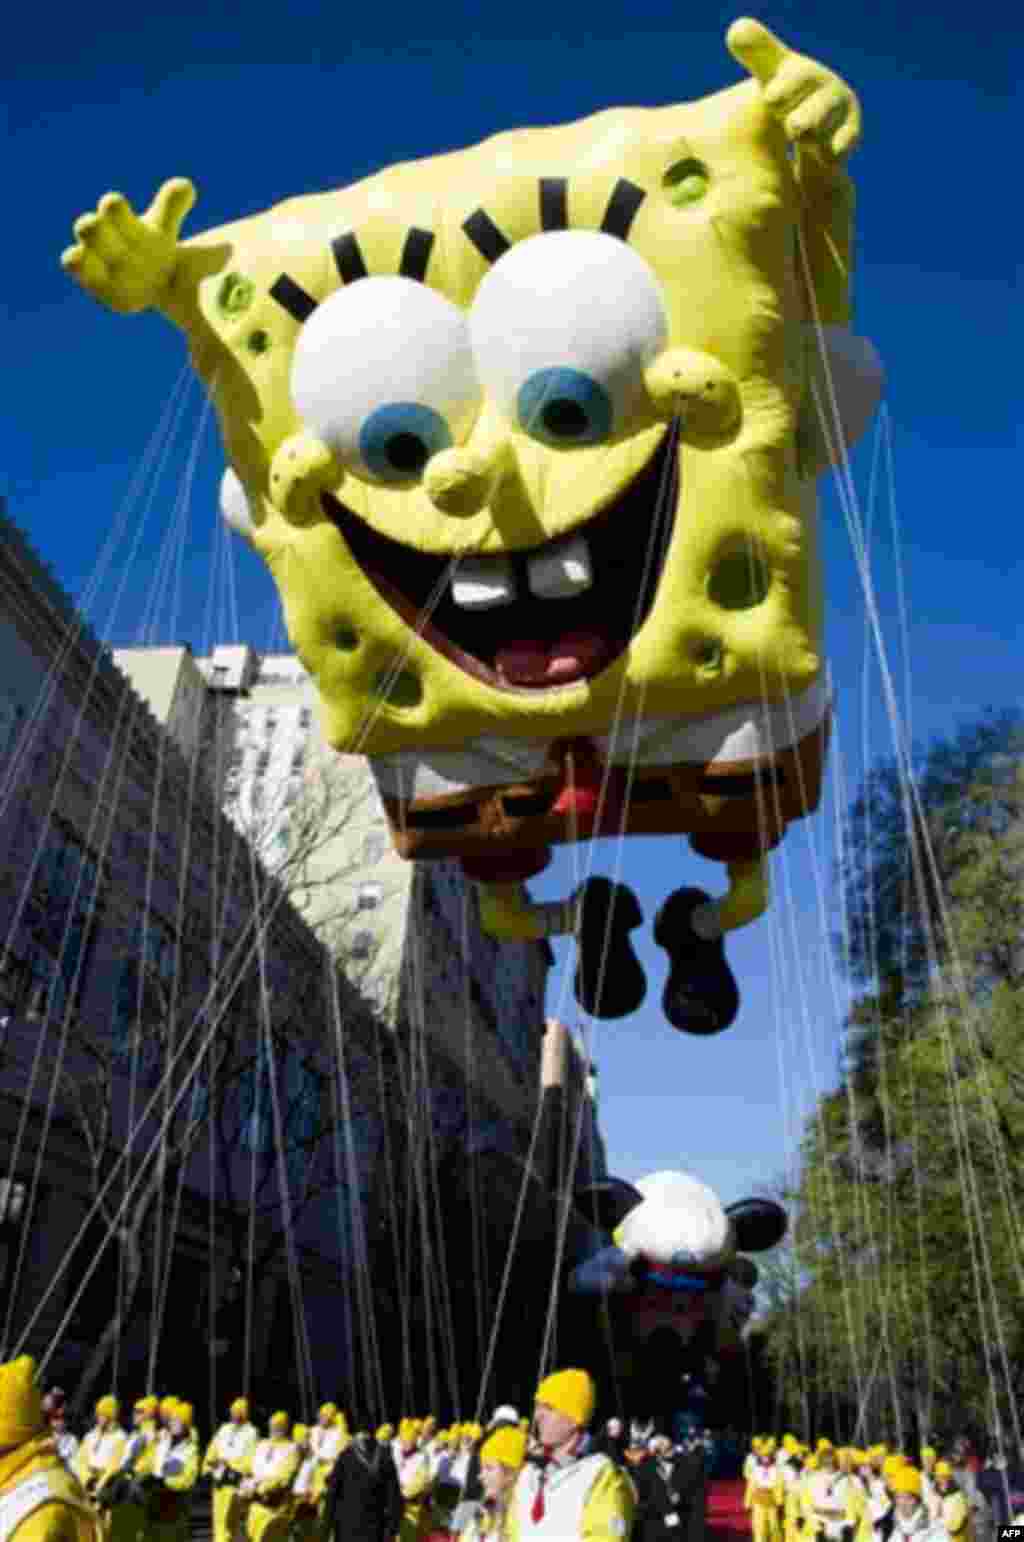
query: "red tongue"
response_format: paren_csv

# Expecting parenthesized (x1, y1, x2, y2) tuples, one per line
(497, 632, 609, 686)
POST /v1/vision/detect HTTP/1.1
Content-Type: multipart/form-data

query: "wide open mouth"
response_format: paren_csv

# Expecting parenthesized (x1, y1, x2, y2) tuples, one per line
(322, 420, 680, 691)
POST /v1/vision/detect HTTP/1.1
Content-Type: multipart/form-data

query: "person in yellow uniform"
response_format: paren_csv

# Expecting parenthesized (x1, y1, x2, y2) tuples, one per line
(202, 1399, 258, 1542)
(308, 1407, 347, 1535)
(457, 1426, 528, 1541)
(931, 1462, 972, 1542)
(240, 1416, 299, 1542)
(285, 1427, 318, 1542)
(864, 1453, 893, 1542)
(779, 1442, 806, 1542)
(76, 1400, 127, 1538)
(506, 1369, 634, 1542)
(746, 1438, 784, 1542)
(395, 1422, 432, 1542)
(138, 1405, 198, 1542)
(101, 1396, 158, 1542)
(0, 1356, 98, 1542)
(837, 1449, 867, 1542)
(889, 1468, 941, 1541)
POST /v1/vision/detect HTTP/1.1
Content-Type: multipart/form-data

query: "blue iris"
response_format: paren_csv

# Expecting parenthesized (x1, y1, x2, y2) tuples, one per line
(516, 368, 612, 447)
(358, 402, 453, 483)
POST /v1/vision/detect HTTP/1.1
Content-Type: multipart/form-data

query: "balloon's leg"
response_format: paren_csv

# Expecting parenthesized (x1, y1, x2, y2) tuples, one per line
(654, 857, 768, 1035)
(476, 876, 647, 1020)
(476, 880, 577, 941)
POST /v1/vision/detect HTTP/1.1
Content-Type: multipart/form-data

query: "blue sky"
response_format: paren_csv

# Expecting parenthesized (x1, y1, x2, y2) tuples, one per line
(6, 0, 1020, 1208)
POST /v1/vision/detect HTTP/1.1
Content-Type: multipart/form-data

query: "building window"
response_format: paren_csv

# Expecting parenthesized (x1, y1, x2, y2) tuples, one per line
(111, 914, 177, 1047)
(350, 929, 375, 960)
(356, 882, 383, 912)
(19, 822, 103, 1019)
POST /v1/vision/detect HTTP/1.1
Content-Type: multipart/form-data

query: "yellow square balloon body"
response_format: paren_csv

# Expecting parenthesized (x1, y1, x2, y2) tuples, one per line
(175, 77, 832, 762)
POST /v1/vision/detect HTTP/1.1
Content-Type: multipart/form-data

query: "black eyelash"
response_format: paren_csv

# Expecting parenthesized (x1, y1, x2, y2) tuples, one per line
(331, 232, 368, 285)
(399, 228, 435, 281)
(268, 274, 318, 323)
(600, 178, 646, 240)
(462, 208, 511, 263)
(539, 178, 569, 231)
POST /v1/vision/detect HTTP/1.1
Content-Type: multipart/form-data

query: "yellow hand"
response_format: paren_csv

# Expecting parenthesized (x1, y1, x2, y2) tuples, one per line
(727, 17, 861, 159)
(61, 177, 196, 313)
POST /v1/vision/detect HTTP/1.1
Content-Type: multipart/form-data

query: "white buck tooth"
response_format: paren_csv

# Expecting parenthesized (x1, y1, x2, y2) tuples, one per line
(451, 556, 517, 610)
(527, 534, 593, 600)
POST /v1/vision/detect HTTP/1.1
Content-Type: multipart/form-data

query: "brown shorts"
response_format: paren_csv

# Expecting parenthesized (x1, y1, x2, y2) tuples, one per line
(382, 712, 829, 876)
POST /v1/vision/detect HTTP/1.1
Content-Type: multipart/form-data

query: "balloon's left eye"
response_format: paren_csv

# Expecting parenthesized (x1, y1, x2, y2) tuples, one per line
(358, 403, 453, 483)
(516, 368, 612, 448)
(470, 229, 669, 447)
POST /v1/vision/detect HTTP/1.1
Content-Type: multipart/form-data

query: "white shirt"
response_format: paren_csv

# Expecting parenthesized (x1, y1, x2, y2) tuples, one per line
(293, 1456, 318, 1498)
(81, 1428, 125, 1474)
(512, 1452, 623, 1540)
(310, 1426, 346, 1464)
(211, 1422, 258, 1470)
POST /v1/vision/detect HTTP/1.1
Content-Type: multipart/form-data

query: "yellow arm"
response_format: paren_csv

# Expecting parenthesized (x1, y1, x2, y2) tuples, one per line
(581, 1462, 636, 1542)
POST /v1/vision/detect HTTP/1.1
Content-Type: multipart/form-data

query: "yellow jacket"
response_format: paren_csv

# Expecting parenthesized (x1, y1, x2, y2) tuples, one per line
(506, 1454, 635, 1542)
(746, 1468, 784, 1510)
(0, 1436, 98, 1542)
(201, 1423, 258, 1480)
(937, 1491, 971, 1542)
(74, 1430, 126, 1496)
(244, 1440, 300, 1505)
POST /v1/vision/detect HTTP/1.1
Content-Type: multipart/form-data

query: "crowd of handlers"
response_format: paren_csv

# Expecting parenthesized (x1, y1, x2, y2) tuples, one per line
(742, 1433, 1019, 1542)
(1, 1358, 707, 1542)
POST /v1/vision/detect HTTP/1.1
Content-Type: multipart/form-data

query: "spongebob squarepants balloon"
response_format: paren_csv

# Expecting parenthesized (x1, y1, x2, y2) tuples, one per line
(64, 20, 882, 1035)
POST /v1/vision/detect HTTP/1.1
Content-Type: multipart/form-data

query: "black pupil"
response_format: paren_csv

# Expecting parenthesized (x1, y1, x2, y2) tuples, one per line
(386, 432, 429, 473)
(542, 398, 588, 438)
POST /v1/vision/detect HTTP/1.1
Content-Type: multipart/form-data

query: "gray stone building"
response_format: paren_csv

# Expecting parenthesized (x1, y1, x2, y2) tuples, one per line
(0, 500, 607, 1422)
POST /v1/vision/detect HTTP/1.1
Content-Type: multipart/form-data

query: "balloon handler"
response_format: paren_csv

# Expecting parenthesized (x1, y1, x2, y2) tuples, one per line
(62, 19, 882, 1034)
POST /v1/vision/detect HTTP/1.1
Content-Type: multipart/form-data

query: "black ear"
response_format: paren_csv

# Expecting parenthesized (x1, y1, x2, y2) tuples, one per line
(729, 1256, 759, 1289)
(574, 1179, 646, 1235)
(725, 1198, 787, 1253)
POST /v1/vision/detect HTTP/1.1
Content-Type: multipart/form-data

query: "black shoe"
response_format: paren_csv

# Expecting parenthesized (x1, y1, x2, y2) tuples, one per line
(574, 877, 646, 1018)
(653, 887, 739, 1034)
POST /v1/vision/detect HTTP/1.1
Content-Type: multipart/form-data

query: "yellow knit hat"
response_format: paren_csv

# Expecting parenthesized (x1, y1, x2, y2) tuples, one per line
(136, 1396, 158, 1416)
(805, 1455, 819, 1471)
(319, 1404, 337, 1421)
(270, 1412, 289, 1433)
(159, 1397, 178, 1420)
(934, 1461, 952, 1480)
(535, 1369, 595, 1429)
(817, 1439, 833, 1453)
(883, 1455, 907, 1481)
(376, 1424, 394, 1441)
(921, 1448, 937, 1465)
(293, 1424, 309, 1444)
(890, 1468, 922, 1497)
(175, 1404, 193, 1429)
(399, 1419, 417, 1442)
(97, 1396, 119, 1420)
(0, 1357, 43, 1447)
(480, 1427, 528, 1472)
(783, 1435, 800, 1455)
(231, 1399, 249, 1418)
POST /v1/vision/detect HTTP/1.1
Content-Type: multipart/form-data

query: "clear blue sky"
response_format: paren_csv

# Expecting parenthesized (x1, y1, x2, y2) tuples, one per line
(6, 0, 1019, 1208)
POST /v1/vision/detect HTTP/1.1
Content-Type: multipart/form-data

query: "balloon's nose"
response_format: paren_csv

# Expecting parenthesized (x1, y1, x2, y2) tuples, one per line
(423, 434, 513, 517)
